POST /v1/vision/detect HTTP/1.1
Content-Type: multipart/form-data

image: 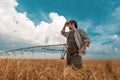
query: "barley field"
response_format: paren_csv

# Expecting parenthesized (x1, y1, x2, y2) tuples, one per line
(0, 59, 120, 80)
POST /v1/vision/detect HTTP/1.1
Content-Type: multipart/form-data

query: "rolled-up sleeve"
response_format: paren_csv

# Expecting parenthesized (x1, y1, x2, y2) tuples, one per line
(79, 29, 91, 43)
(61, 30, 69, 38)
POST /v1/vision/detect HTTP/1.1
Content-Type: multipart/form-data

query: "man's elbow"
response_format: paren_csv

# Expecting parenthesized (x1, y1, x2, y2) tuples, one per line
(82, 35, 91, 47)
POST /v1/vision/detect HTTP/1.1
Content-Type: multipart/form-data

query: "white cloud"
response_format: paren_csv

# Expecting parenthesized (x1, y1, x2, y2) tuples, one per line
(0, 0, 67, 48)
(87, 7, 120, 56)
(110, 35, 119, 40)
(95, 7, 120, 35)
(111, 7, 120, 20)
(78, 21, 92, 32)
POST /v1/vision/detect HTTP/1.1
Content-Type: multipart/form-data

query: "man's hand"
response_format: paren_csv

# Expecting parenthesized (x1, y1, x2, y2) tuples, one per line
(64, 22, 69, 27)
(73, 51, 80, 56)
(75, 42, 90, 56)
(74, 48, 84, 56)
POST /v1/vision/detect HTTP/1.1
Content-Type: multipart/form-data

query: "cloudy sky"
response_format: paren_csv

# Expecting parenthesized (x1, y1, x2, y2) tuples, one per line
(0, 0, 120, 59)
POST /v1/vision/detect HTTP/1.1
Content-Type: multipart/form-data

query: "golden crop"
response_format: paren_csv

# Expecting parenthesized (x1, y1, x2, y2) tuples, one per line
(0, 59, 120, 80)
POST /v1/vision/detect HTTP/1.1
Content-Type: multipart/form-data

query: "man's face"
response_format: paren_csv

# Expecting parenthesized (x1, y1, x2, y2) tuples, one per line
(68, 23, 74, 30)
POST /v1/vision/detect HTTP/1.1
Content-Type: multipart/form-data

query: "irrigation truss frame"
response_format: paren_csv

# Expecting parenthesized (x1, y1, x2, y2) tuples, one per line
(0, 44, 67, 59)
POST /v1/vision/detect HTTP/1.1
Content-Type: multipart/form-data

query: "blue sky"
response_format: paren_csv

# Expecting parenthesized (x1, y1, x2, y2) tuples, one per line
(0, 0, 120, 59)
(16, 0, 120, 25)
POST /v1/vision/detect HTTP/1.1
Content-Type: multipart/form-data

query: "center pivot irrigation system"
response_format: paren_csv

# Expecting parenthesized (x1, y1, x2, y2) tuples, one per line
(0, 44, 67, 59)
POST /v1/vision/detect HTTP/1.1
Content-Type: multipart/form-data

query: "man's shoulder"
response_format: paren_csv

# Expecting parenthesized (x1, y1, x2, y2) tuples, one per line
(76, 28, 84, 32)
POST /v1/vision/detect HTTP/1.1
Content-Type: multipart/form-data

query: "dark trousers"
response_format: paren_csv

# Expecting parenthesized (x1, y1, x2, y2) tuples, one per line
(66, 53, 83, 68)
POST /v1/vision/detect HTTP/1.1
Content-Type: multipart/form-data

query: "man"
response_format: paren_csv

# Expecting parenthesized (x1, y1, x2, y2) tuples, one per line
(61, 20, 90, 68)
